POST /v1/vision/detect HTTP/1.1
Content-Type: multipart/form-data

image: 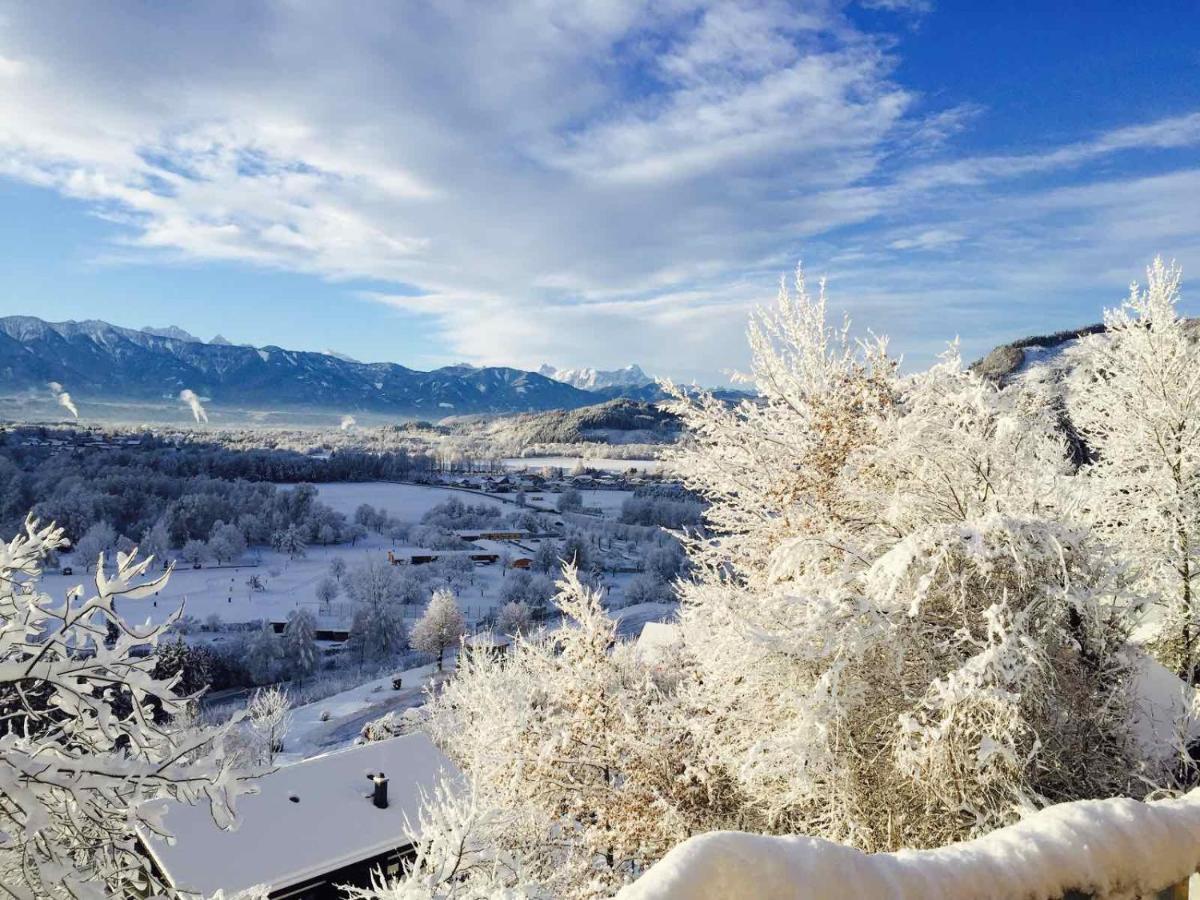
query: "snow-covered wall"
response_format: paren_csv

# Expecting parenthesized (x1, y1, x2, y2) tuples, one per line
(618, 790, 1200, 900)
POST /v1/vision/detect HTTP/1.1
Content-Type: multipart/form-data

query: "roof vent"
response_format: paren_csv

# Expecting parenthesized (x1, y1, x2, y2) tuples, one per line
(369, 772, 388, 809)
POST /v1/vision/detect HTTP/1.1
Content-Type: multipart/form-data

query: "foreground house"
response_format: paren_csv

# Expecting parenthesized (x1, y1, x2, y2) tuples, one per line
(139, 733, 457, 899)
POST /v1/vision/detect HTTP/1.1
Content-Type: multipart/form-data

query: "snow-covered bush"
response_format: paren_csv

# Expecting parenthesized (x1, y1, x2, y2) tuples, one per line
(398, 570, 741, 897)
(664, 268, 1147, 851)
(247, 685, 292, 764)
(361, 264, 1183, 898)
(0, 517, 251, 898)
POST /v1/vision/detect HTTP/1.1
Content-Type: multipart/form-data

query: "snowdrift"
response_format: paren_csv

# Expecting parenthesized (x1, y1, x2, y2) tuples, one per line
(618, 790, 1200, 900)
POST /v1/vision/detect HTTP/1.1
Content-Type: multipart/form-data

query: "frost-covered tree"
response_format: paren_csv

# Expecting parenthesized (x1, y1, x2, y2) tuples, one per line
(152, 635, 212, 698)
(410, 588, 466, 671)
(274, 524, 307, 560)
(246, 620, 281, 684)
(315, 576, 339, 612)
(1068, 259, 1200, 679)
(283, 608, 318, 683)
(208, 520, 247, 564)
(329, 556, 347, 583)
(0, 517, 251, 898)
(140, 518, 173, 567)
(74, 520, 116, 572)
(180, 538, 209, 567)
(560, 534, 591, 572)
(532, 539, 559, 573)
(346, 560, 408, 663)
(664, 267, 1145, 851)
(557, 489, 583, 513)
(247, 686, 291, 764)
(495, 600, 532, 636)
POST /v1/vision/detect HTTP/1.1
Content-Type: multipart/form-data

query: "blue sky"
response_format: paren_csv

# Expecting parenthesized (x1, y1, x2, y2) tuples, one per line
(0, 1, 1197, 383)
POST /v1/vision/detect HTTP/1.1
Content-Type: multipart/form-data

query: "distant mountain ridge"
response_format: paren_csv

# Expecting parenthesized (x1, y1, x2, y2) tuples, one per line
(538, 362, 653, 391)
(0, 316, 601, 416)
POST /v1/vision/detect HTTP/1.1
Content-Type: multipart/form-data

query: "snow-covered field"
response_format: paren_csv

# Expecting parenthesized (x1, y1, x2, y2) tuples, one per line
(579, 489, 632, 517)
(314, 481, 507, 519)
(35, 480, 656, 633)
(36, 483, 523, 630)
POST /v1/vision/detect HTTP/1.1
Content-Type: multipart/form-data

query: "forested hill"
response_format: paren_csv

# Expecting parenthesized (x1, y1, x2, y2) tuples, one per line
(0, 316, 596, 416)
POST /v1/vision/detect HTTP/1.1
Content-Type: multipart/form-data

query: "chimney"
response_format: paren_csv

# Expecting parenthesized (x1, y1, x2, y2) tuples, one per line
(370, 772, 388, 809)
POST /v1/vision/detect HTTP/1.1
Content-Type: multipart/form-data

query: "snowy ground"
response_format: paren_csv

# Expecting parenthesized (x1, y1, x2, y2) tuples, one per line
(37, 483, 529, 630)
(579, 489, 632, 517)
(279, 659, 441, 763)
(314, 481, 507, 519)
(517, 488, 631, 519)
(278, 599, 677, 762)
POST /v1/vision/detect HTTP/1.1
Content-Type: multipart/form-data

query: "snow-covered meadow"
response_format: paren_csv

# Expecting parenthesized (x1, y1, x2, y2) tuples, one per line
(314, 481, 507, 520)
(37, 483, 514, 631)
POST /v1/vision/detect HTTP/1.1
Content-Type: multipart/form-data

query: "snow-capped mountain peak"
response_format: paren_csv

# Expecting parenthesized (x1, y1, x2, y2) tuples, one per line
(538, 363, 652, 391)
(141, 325, 203, 343)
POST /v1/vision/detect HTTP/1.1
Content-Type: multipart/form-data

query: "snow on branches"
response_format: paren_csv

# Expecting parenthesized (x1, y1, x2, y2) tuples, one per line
(0, 516, 253, 899)
(380, 569, 741, 898)
(1066, 258, 1200, 679)
(666, 267, 1148, 852)
(360, 260, 1195, 898)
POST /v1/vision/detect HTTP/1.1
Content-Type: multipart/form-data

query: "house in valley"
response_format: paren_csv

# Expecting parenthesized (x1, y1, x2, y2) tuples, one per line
(139, 733, 457, 899)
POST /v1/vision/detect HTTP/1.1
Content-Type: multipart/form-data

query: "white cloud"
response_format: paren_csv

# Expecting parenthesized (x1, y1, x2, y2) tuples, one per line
(0, 1, 1196, 379)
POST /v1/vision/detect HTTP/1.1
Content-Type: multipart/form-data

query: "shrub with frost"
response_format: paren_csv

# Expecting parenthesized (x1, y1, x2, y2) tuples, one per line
(666, 269, 1145, 851)
(380, 570, 742, 897)
(0, 517, 251, 898)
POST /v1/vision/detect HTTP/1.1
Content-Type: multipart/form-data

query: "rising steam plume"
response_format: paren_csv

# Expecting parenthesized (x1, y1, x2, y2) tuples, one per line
(179, 389, 209, 423)
(340, 415, 356, 431)
(47, 382, 79, 419)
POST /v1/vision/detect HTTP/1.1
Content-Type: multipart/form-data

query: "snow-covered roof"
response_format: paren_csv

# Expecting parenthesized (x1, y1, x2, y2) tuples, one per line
(465, 630, 511, 649)
(471, 538, 532, 559)
(636, 621, 682, 665)
(140, 732, 457, 897)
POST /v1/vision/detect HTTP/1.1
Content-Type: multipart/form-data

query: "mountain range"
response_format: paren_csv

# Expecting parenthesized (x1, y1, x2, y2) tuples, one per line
(0, 316, 616, 418)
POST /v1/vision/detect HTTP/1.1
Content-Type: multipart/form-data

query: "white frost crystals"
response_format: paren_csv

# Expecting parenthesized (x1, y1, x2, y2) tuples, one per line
(1066, 258, 1200, 680)
(663, 265, 1149, 851)
(0, 516, 254, 898)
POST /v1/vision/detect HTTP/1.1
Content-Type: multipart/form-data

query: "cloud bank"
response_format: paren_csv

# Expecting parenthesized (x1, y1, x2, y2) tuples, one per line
(0, 2, 1197, 378)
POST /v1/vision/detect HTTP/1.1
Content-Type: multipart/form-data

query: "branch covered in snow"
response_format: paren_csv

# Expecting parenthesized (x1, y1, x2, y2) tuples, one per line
(0, 516, 254, 899)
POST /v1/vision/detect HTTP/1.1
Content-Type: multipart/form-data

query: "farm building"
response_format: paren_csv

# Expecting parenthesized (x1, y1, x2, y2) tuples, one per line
(453, 528, 531, 542)
(386, 548, 499, 566)
(463, 629, 512, 659)
(138, 733, 458, 899)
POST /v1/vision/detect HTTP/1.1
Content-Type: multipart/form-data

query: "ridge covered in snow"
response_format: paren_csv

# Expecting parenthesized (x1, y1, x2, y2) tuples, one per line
(538, 362, 653, 391)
